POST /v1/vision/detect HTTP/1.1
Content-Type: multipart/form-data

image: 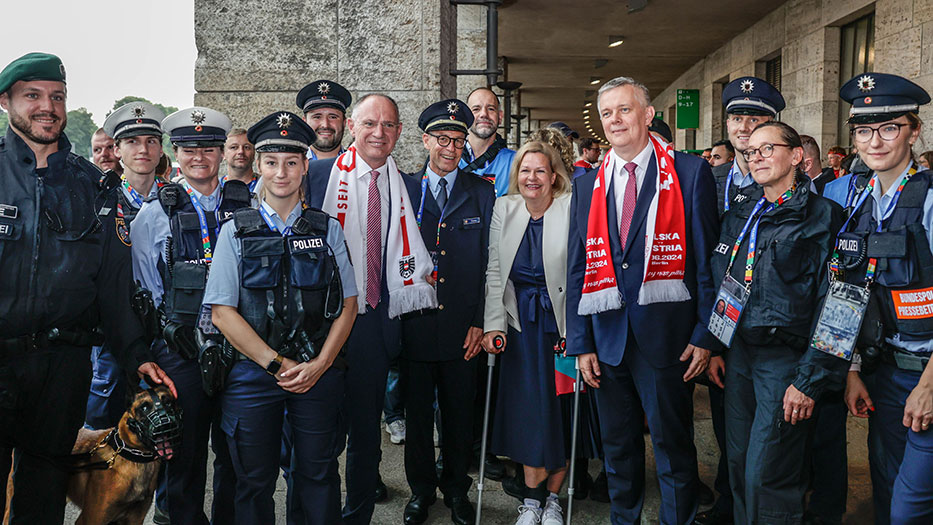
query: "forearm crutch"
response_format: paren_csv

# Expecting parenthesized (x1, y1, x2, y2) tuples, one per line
(475, 334, 503, 525)
(565, 360, 583, 525)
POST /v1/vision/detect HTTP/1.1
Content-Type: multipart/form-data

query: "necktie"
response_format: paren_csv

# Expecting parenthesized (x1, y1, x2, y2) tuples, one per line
(619, 162, 638, 250)
(436, 177, 448, 211)
(366, 170, 382, 309)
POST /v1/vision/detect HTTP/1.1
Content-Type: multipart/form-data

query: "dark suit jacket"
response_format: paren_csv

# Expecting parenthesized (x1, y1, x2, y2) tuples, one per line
(399, 167, 495, 362)
(565, 150, 721, 368)
(304, 157, 338, 209)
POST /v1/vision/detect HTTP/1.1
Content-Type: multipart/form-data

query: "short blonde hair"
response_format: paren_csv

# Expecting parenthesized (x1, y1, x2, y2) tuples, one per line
(506, 141, 571, 197)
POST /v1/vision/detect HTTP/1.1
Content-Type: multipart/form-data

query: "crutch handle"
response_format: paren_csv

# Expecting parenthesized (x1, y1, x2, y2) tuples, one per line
(493, 334, 505, 349)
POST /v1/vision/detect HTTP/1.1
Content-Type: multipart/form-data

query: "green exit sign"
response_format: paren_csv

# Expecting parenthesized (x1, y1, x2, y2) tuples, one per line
(676, 89, 699, 129)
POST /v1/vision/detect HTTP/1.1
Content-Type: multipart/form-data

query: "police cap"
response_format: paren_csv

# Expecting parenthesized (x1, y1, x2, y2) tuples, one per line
(247, 111, 316, 153)
(840, 72, 931, 124)
(103, 102, 166, 141)
(162, 107, 232, 147)
(419, 99, 473, 134)
(722, 76, 785, 116)
(0, 52, 66, 95)
(296, 80, 352, 114)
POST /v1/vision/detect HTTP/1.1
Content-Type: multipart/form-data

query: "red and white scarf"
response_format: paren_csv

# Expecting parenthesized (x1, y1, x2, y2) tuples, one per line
(578, 135, 690, 315)
(323, 145, 437, 318)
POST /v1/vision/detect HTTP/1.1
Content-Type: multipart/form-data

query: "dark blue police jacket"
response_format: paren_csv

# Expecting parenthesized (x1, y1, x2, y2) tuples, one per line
(565, 150, 721, 368)
(399, 167, 495, 362)
(305, 157, 338, 209)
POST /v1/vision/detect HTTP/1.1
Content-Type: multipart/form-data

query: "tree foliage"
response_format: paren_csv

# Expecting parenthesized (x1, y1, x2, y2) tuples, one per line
(0, 108, 97, 160)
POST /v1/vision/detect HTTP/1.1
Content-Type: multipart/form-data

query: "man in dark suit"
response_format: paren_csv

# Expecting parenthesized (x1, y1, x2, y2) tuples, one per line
(398, 99, 494, 525)
(566, 76, 720, 525)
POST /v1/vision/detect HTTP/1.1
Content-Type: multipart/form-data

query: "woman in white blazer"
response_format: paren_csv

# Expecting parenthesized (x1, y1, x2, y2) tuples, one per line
(482, 141, 598, 525)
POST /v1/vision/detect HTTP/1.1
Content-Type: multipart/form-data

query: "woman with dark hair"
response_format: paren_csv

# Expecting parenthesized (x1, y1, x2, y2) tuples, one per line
(710, 120, 845, 523)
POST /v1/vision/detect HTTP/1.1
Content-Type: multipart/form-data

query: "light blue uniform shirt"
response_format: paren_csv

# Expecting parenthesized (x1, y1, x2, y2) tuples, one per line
(459, 141, 516, 197)
(426, 165, 457, 204)
(822, 173, 855, 206)
(203, 200, 357, 308)
(723, 158, 755, 212)
(867, 164, 933, 354)
(130, 181, 222, 306)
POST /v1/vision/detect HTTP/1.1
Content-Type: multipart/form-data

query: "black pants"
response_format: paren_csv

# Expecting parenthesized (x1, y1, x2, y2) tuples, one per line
(0, 346, 92, 524)
(808, 389, 848, 523)
(401, 357, 476, 499)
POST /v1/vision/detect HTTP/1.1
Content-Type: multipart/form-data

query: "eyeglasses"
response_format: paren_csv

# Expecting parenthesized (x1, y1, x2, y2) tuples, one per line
(428, 133, 466, 149)
(851, 123, 909, 144)
(741, 143, 793, 161)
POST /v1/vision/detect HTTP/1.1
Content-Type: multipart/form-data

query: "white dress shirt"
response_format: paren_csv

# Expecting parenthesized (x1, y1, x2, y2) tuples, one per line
(606, 141, 654, 233)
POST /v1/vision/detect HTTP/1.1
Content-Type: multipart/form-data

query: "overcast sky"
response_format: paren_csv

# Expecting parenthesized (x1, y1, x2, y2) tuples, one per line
(1, 0, 196, 127)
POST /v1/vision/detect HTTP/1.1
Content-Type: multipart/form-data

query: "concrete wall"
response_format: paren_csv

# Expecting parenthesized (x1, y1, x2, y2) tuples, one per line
(193, 0, 483, 172)
(650, 0, 933, 156)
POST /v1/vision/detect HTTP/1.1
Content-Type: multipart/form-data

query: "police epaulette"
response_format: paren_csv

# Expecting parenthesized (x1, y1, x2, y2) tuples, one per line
(232, 207, 264, 235)
(158, 183, 183, 215)
(293, 208, 330, 236)
(98, 169, 120, 192)
(222, 179, 251, 205)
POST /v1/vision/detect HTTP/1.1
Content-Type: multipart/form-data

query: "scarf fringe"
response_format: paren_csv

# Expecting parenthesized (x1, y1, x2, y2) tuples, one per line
(637, 280, 691, 306)
(388, 284, 439, 319)
(577, 287, 623, 316)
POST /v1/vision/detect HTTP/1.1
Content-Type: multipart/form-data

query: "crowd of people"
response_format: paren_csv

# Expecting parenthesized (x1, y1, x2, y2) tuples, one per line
(0, 49, 932, 525)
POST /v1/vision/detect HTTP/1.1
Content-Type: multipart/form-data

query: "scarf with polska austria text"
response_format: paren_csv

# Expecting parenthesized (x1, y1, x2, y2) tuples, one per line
(578, 135, 690, 315)
(323, 145, 437, 318)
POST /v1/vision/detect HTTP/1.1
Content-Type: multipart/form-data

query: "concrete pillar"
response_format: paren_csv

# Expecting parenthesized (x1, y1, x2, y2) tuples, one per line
(194, 0, 481, 171)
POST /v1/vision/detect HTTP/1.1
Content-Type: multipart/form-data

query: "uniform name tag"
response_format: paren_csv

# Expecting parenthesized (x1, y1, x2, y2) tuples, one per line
(891, 287, 933, 319)
(0, 223, 11, 237)
(0, 204, 18, 219)
(837, 238, 860, 254)
(714, 242, 729, 255)
(291, 237, 324, 252)
(462, 217, 481, 226)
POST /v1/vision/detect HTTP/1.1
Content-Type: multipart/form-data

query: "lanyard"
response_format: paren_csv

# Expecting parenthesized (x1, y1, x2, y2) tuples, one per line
(725, 185, 796, 289)
(121, 175, 162, 207)
(416, 172, 445, 248)
(723, 162, 747, 212)
(182, 181, 221, 263)
(258, 205, 293, 236)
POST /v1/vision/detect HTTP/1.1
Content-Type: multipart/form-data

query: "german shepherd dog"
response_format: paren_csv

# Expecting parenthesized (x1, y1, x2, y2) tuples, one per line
(66, 385, 182, 524)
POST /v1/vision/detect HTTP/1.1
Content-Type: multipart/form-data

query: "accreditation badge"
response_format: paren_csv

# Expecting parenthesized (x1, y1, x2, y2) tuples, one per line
(810, 280, 870, 361)
(708, 275, 748, 348)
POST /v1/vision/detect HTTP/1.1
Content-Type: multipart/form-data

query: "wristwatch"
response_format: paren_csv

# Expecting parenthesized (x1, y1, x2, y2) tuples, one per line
(266, 354, 284, 376)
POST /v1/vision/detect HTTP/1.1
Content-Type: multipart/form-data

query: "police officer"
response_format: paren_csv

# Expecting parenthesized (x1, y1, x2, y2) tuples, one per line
(838, 73, 933, 524)
(709, 120, 845, 524)
(131, 106, 251, 524)
(714, 76, 786, 215)
(85, 101, 168, 431)
(204, 111, 358, 524)
(399, 99, 493, 525)
(298, 79, 351, 162)
(0, 52, 174, 523)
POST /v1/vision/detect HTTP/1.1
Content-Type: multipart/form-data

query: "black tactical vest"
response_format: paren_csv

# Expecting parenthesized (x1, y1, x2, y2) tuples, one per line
(837, 169, 933, 341)
(158, 180, 251, 327)
(232, 206, 341, 352)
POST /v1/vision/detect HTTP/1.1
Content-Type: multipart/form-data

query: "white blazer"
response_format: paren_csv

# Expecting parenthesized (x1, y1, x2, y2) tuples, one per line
(483, 192, 571, 337)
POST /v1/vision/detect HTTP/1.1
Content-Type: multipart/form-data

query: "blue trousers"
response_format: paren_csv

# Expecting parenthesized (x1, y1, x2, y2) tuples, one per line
(595, 338, 698, 525)
(222, 360, 345, 525)
(384, 362, 404, 425)
(342, 302, 399, 524)
(864, 363, 933, 525)
(85, 344, 127, 430)
(725, 339, 812, 525)
(155, 344, 236, 524)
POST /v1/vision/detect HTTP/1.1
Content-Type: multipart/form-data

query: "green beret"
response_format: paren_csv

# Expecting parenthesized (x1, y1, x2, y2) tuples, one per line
(0, 52, 66, 95)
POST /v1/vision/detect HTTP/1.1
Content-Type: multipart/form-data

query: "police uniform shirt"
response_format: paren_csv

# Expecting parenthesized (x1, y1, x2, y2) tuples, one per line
(728, 158, 755, 191)
(122, 181, 160, 211)
(605, 141, 652, 234)
(130, 182, 223, 305)
(202, 200, 357, 308)
(868, 163, 933, 354)
(426, 166, 458, 203)
(459, 141, 516, 197)
(306, 147, 345, 162)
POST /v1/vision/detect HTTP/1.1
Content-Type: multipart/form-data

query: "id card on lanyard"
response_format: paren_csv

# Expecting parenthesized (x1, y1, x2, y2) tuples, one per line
(813, 167, 916, 360)
(709, 186, 795, 347)
(183, 180, 223, 333)
(416, 172, 444, 283)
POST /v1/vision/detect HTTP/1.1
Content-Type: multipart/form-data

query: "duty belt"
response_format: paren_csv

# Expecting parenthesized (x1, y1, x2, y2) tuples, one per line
(882, 345, 931, 372)
(0, 328, 104, 355)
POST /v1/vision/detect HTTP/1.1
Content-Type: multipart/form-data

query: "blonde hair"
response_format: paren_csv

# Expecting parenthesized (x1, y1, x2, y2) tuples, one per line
(525, 128, 575, 174)
(506, 141, 571, 197)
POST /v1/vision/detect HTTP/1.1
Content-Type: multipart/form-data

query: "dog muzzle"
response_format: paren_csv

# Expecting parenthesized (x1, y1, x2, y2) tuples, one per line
(127, 389, 183, 460)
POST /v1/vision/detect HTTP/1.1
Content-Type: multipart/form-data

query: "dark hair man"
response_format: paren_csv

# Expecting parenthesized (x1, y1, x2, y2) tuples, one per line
(709, 139, 734, 168)
(575, 137, 601, 170)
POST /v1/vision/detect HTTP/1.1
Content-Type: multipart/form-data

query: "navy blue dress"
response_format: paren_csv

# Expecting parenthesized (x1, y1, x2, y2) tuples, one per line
(490, 218, 600, 471)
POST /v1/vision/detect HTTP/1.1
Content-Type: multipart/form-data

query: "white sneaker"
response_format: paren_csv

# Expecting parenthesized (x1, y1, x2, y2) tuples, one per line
(541, 499, 563, 525)
(515, 504, 543, 525)
(385, 419, 406, 444)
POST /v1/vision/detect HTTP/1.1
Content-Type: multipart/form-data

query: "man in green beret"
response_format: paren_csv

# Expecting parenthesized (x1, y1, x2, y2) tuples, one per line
(0, 52, 176, 523)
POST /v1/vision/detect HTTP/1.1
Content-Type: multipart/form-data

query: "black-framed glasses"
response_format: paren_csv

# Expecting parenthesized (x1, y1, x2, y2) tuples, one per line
(741, 143, 793, 161)
(851, 123, 909, 144)
(427, 133, 466, 149)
